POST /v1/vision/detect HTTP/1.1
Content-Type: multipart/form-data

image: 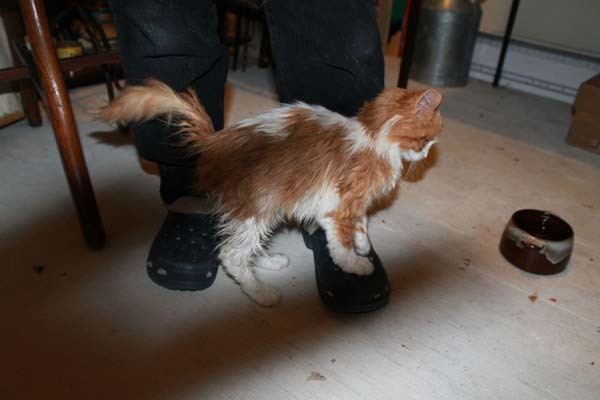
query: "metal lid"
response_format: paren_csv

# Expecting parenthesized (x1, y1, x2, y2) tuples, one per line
(422, 0, 482, 13)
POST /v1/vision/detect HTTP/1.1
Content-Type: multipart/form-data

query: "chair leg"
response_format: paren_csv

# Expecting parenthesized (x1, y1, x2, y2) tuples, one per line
(258, 19, 271, 68)
(232, 12, 241, 70)
(1, 8, 42, 126)
(241, 17, 249, 71)
(397, 0, 420, 88)
(19, 80, 42, 126)
(18, 0, 106, 250)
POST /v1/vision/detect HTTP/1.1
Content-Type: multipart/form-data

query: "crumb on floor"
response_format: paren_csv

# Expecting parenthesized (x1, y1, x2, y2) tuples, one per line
(307, 371, 326, 381)
(528, 293, 538, 303)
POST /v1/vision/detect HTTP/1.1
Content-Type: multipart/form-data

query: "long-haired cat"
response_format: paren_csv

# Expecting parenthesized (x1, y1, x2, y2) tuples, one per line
(99, 80, 443, 306)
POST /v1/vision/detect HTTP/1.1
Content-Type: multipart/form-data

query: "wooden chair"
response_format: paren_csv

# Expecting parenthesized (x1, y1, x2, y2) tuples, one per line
(217, 0, 270, 71)
(0, 0, 122, 249)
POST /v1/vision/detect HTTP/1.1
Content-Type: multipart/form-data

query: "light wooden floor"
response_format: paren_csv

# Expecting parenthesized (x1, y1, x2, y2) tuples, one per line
(1, 59, 598, 399)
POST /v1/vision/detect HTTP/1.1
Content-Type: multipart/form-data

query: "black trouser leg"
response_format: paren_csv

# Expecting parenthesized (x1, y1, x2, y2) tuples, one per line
(108, 0, 228, 203)
(264, 0, 384, 117)
(109, 0, 383, 203)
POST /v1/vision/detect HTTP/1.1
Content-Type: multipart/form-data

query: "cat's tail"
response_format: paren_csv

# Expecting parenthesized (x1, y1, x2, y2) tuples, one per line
(97, 79, 215, 145)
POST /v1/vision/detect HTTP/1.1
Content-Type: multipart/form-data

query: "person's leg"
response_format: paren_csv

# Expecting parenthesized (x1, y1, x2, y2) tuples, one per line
(264, 0, 390, 312)
(109, 0, 228, 203)
(109, 0, 227, 290)
(263, 0, 384, 116)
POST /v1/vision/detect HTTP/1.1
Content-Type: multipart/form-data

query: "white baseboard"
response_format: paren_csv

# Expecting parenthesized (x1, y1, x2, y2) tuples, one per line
(469, 34, 600, 104)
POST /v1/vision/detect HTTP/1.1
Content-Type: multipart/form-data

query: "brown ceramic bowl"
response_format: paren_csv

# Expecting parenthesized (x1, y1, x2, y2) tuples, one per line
(499, 209, 574, 275)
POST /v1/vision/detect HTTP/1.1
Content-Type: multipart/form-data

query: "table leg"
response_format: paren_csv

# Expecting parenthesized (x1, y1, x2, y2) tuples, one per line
(493, 0, 520, 87)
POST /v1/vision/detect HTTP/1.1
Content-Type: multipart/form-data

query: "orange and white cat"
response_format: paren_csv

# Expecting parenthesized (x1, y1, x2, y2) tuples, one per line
(100, 80, 443, 306)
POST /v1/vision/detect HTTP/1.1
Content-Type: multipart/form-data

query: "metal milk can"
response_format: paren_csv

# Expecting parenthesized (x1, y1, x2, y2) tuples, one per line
(410, 0, 483, 87)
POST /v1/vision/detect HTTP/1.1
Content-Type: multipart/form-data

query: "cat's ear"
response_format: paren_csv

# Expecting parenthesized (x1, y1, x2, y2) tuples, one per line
(416, 89, 443, 114)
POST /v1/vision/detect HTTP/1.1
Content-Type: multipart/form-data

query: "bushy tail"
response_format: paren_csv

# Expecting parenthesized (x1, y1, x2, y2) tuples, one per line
(97, 79, 214, 146)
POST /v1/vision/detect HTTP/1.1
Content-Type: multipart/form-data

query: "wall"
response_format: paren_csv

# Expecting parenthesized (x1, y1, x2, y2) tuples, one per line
(480, 0, 600, 58)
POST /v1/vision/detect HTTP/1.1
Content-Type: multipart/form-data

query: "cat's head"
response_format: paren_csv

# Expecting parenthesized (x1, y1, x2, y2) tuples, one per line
(357, 88, 443, 161)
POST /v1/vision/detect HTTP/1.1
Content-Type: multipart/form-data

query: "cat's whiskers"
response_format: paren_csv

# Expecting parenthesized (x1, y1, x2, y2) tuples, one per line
(402, 159, 423, 186)
(401, 160, 414, 187)
(403, 162, 412, 183)
(412, 160, 420, 181)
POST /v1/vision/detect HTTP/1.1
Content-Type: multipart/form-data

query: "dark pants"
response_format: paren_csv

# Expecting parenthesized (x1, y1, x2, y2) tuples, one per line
(109, 0, 384, 203)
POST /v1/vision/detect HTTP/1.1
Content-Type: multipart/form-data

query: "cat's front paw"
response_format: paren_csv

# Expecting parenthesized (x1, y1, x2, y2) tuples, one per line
(353, 235, 371, 256)
(242, 284, 281, 307)
(338, 253, 374, 276)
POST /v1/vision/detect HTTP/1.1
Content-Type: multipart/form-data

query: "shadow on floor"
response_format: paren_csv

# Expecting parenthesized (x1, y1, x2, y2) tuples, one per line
(0, 175, 466, 398)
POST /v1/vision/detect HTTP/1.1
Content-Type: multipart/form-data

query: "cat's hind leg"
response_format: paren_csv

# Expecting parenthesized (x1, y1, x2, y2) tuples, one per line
(218, 218, 280, 306)
(255, 252, 290, 271)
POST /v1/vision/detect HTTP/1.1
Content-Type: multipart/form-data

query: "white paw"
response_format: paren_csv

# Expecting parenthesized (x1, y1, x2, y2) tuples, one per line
(353, 235, 371, 256)
(243, 284, 281, 307)
(338, 253, 374, 276)
(255, 253, 290, 271)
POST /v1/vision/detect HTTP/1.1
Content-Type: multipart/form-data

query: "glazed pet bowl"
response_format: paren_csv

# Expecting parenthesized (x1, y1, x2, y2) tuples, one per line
(499, 209, 574, 275)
